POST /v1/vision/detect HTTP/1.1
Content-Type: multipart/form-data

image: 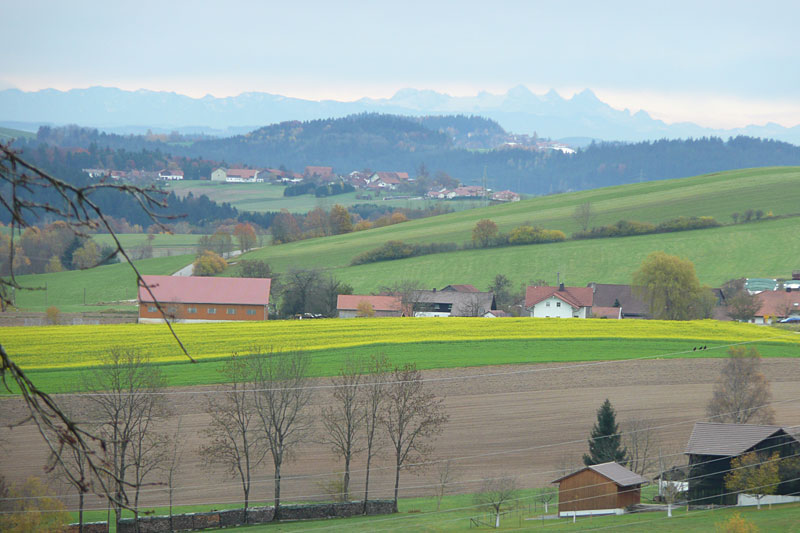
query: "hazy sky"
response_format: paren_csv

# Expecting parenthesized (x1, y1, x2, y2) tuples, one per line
(3, 0, 798, 128)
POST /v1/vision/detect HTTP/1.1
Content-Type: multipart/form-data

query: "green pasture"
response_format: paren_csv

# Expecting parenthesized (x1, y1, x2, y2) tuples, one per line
(91, 233, 205, 249)
(11, 337, 799, 394)
(10, 254, 194, 312)
(235, 167, 800, 287)
(0, 126, 35, 141)
(164, 180, 486, 213)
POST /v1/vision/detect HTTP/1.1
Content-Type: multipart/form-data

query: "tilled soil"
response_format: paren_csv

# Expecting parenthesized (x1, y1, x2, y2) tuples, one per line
(2, 358, 798, 513)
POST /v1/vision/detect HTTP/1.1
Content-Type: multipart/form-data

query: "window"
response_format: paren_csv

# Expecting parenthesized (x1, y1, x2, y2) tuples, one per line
(147, 306, 157, 313)
(187, 307, 197, 314)
(556, 302, 561, 307)
(545, 302, 551, 307)
(246, 309, 257, 316)
(208, 308, 217, 315)
(227, 308, 236, 315)
(168, 306, 178, 314)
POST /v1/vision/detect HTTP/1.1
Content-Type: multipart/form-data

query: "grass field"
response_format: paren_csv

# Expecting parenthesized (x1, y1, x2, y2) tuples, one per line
(10, 254, 194, 312)
(91, 233, 205, 250)
(165, 180, 487, 213)
(0, 126, 35, 141)
(5, 318, 799, 393)
(234, 167, 800, 289)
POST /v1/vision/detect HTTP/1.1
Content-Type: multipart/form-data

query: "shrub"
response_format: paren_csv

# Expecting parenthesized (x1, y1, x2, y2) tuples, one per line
(194, 250, 227, 276)
(508, 225, 566, 245)
(715, 512, 759, 533)
(45, 306, 60, 325)
(350, 240, 457, 266)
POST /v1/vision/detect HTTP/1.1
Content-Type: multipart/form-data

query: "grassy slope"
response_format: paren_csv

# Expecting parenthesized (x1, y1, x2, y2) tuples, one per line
(235, 167, 800, 289)
(91, 233, 204, 249)
(165, 180, 486, 213)
(0, 126, 35, 140)
(11, 254, 194, 312)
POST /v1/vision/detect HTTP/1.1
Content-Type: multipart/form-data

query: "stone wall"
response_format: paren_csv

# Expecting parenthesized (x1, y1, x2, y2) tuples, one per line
(115, 500, 394, 532)
(66, 522, 109, 533)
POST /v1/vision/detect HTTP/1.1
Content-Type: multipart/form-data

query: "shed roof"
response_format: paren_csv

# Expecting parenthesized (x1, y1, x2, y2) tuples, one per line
(414, 290, 495, 316)
(552, 462, 648, 487)
(588, 283, 648, 316)
(138, 275, 271, 306)
(685, 422, 797, 456)
(337, 294, 402, 312)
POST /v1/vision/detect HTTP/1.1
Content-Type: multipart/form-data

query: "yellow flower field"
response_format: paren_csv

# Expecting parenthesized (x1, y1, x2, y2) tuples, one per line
(4, 318, 799, 370)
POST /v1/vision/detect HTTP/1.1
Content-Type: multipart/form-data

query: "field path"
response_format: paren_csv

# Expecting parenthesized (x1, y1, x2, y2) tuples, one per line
(2, 358, 798, 513)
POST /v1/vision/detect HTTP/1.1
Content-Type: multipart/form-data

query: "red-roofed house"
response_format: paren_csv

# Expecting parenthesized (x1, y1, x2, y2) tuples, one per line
(751, 289, 800, 324)
(337, 295, 404, 318)
(138, 275, 271, 323)
(305, 166, 335, 180)
(525, 284, 593, 318)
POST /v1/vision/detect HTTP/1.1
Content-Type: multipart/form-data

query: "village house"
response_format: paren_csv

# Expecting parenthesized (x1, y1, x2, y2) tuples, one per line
(412, 288, 496, 317)
(552, 462, 647, 517)
(491, 190, 521, 202)
(211, 168, 262, 183)
(305, 166, 335, 181)
(138, 275, 271, 323)
(750, 289, 800, 324)
(587, 283, 649, 319)
(685, 422, 800, 506)
(157, 169, 184, 180)
(336, 295, 405, 318)
(525, 284, 593, 318)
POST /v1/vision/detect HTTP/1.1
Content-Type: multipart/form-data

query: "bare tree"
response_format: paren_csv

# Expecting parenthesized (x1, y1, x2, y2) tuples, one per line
(200, 355, 264, 524)
(706, 346, 776, 424)
(537, 489, 556, 514)
(84, 348, 167, 531)
(163, 418, 185, 533)
(474, 474, 518, 528)
(434, 459, 456, 511)
(0, 143, 193, 522)
(251, 348, 313, 520)
(572, 201, 594, 232)
(382, 279, 423, 316)
(362, 353, 390, 513)
(320, 357, 365, 501)
(383, 363, 449, 510)
(623, 417, 656, 476)
(460, 294, 487, 317)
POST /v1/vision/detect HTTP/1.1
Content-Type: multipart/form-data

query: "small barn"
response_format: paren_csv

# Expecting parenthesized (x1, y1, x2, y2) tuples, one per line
(138, 275, 271, 323)
(552, 462, 647, 517)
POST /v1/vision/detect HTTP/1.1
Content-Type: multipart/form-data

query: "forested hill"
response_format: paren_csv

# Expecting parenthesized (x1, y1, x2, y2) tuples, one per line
(25, 114, 800, 195)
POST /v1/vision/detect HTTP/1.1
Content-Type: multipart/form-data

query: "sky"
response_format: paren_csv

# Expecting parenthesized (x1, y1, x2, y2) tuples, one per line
(2, 0, 799, 129)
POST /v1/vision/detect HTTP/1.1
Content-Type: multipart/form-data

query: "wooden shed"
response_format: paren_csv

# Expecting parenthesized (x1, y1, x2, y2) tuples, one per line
(552, 462, 647, 517)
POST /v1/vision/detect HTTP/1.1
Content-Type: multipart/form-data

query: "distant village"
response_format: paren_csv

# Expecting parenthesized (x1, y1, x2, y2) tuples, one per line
(83, 165, 522, 203)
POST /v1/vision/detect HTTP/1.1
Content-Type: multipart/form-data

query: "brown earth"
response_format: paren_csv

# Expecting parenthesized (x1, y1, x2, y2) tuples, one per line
(1, 358, 799, 514)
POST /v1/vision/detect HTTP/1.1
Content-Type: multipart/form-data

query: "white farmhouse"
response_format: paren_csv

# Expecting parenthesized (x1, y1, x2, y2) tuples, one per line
(525, 284, 593, 318)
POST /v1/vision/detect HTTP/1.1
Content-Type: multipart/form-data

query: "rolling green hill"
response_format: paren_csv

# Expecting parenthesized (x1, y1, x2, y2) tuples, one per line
(233, 167, 800, 289)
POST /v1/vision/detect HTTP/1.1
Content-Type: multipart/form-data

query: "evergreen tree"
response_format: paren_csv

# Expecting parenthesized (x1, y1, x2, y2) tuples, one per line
(583, 399, 627, 466)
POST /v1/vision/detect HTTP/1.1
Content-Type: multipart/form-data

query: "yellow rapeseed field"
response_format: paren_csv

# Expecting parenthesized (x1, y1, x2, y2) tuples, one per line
(4, 318, 798, 370)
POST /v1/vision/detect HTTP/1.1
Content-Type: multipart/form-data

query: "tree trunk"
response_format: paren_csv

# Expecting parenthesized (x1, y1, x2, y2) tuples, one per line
(78, 492, 84, 533)
(393, 456, 401, 512)
(363, 452, 372, 514)
(243, 483, 249, 524)
(274, 462, 282, 520)
(344, 455, 351, 501)
(495, 511, 500, 528)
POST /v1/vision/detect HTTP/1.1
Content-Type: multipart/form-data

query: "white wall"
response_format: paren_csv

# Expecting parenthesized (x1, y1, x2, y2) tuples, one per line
(529, 296, 582, 318)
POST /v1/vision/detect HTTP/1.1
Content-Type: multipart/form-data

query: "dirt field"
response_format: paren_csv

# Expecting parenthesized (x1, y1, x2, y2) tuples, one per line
(2, 357, 799, 514)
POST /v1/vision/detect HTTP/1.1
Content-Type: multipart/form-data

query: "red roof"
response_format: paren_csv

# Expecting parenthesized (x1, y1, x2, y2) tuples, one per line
(591, 306, 622, 319)
(226, 168, 258, 178)
(138, 275, 271, 306)
(755, 290, 800, 317)
(305, 166, 333, 178)
(337, 294, 402, 312)
(525, 285, 593, 308)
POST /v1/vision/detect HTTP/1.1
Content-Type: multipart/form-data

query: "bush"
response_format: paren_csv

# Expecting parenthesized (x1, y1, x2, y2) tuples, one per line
(45, 306, 60, 325)
(508, 225, 566, 245)
(350, 240, 457, 266)
(194, 250, 227, 276)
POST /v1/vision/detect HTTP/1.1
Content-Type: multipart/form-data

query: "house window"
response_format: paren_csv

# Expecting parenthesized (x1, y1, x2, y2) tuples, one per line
(147, 306, 157, 313)
(227, 308, 236, 315)
(208, 308, 217, 315)
(556, 302, 561, 307)
(546, 302, 551, 307)
(187, 307, 197, 314)
(246, 309, 257, 316)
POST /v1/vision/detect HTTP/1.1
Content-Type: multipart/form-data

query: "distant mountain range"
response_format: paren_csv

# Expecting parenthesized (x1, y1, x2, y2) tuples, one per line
(2, 86, 799, 144)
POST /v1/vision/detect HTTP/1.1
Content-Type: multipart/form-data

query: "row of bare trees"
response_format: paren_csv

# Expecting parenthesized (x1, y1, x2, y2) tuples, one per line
(202, 350, 448, 522)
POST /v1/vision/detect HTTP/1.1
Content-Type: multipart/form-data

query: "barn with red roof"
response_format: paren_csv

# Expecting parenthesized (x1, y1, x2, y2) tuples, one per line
(138, 275, 271, 323)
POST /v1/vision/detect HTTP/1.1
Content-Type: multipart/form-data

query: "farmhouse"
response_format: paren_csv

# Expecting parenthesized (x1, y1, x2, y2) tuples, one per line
(138, 275, 271, 323)
(685, 422, 800, 505)
(337, 295, 404, 318)
(305, 166, 335, 181)
(750, 289, 800, 324)
(525, 284, 593, 318)
(587, 283, 649, 319)
(211, 168, 262, 183)
(412, 288, 496, 317)
(157, 169, 184, 180)
(552, 462, 647, 517)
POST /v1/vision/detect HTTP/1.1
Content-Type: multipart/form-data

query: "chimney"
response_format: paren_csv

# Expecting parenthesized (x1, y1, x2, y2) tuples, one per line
(559, 283, 565, 291)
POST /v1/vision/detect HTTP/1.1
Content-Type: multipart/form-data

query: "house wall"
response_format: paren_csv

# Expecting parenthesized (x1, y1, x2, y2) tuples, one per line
(530, 296, 581, 318)
(616, 484, 641, 508)
(558, 470, 628, 513)
(339, 309, 402, 318)
(211, 169, 227, 181)
(139, 302, 267, 322)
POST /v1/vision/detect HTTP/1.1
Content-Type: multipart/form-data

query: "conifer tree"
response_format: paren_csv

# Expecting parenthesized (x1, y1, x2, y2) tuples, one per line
(583, 399, 627, 466)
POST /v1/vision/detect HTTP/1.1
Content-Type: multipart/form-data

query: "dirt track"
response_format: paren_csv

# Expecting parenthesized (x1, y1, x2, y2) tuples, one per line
(2, 358, 799, 512)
